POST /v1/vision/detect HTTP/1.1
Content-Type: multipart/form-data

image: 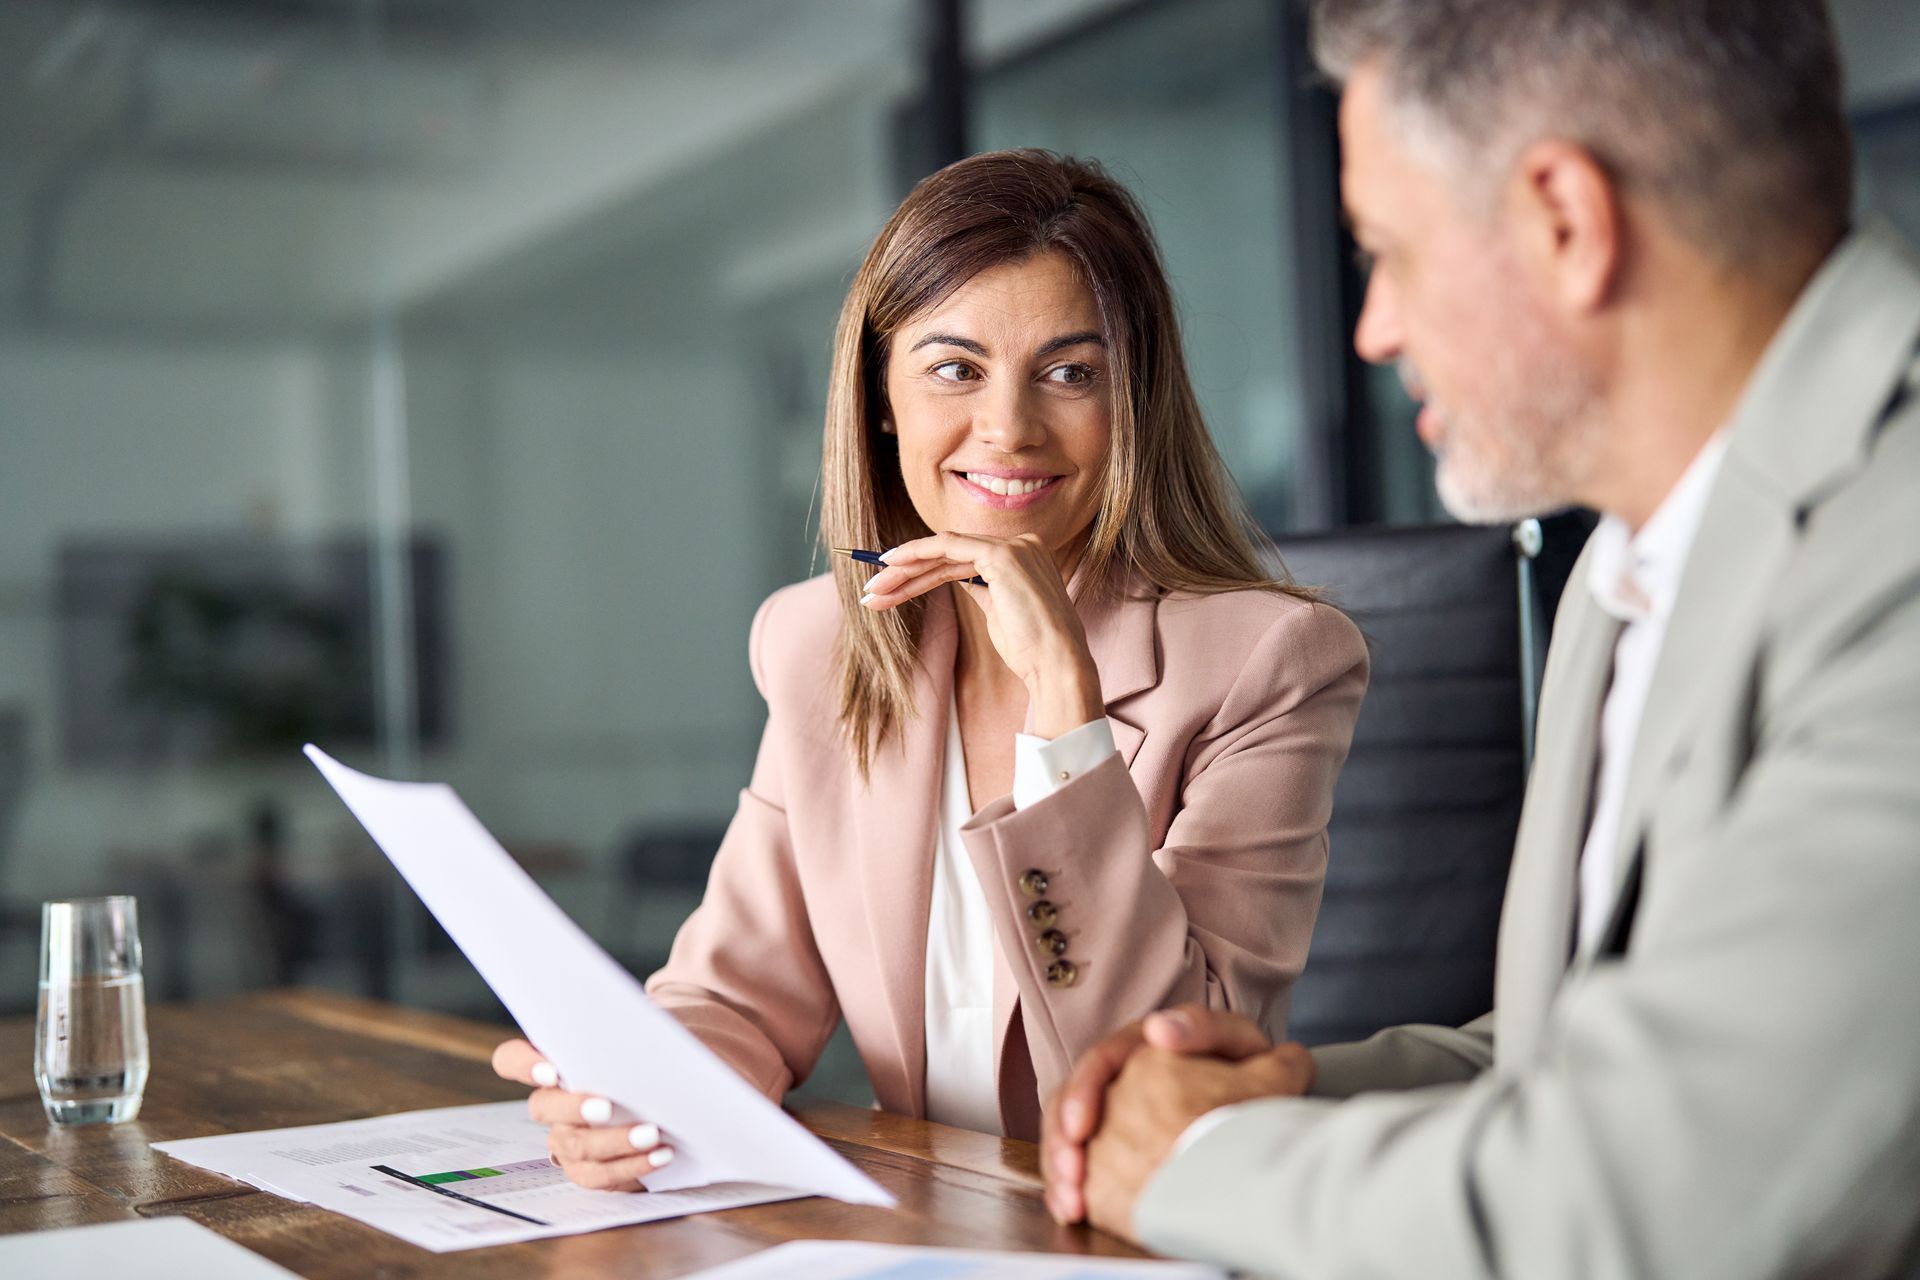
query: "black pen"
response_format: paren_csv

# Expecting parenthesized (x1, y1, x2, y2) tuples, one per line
(832, 547, 988, 587)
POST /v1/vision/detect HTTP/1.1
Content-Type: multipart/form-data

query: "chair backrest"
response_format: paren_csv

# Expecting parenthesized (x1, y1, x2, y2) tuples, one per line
(618, 825, 726, 891)
(1271, 522, 1537, 1047)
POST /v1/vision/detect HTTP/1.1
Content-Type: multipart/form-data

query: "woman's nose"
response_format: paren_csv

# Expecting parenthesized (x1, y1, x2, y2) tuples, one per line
(972, 384, 1048, 452)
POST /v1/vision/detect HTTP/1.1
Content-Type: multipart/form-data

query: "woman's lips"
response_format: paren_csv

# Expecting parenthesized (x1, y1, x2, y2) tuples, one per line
(952, 471, 1064, 510)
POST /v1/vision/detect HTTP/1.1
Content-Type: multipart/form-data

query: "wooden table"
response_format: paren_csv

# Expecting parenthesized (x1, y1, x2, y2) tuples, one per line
(0, 990, 1153, 1276)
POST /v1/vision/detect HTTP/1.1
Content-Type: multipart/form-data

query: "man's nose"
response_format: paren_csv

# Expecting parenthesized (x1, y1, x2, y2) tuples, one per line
(1353, 270, 1403, 366)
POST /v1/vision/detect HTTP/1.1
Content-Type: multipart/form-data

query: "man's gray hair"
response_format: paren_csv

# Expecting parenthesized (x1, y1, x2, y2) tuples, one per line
(1310, 0, 1854, 266)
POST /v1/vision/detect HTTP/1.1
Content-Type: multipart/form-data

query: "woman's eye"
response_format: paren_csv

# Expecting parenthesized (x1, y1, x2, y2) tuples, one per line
(932, 361, 978, 383)
(1046, 363, 1095, 386)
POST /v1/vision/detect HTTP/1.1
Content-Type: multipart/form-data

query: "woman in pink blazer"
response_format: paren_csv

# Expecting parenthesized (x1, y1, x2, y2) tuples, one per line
(496, 150, 1367, 1186)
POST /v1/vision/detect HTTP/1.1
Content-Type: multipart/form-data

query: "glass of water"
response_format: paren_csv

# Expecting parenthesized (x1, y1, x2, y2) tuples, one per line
(36, 896, 150, 1125)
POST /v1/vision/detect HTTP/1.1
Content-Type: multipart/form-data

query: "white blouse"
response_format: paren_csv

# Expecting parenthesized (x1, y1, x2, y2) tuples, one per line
(921, 699, 1116, 1134)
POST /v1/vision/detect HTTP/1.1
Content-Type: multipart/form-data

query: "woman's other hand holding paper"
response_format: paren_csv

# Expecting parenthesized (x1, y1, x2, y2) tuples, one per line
(491, 1037, 674, 1191)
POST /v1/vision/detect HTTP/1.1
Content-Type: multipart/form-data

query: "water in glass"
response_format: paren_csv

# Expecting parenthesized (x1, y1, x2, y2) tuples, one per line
(36, 897, 150, 1125)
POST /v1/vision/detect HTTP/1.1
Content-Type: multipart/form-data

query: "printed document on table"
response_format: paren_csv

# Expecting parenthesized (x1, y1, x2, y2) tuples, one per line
(300, 745, 891, 1209)
(678, 1241, 1229, 1279)
(155, 1100, 805, 1253)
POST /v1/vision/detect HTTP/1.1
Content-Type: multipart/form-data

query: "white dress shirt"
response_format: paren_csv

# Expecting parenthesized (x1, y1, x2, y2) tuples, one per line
(922, 706, 1116, 1134)
(1576, 431, 1727, 950)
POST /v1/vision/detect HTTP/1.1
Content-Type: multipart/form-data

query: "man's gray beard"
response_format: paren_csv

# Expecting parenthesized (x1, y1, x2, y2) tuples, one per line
(1430, 406, 1601, 525)
(1433, 449, 1569, 523)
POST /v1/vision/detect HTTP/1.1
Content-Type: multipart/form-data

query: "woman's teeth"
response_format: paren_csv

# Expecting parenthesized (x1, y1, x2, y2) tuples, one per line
(965, 472, 1054, 496)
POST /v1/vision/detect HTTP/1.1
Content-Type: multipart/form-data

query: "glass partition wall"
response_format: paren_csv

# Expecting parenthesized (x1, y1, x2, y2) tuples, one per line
(0, 0, 935, 1026)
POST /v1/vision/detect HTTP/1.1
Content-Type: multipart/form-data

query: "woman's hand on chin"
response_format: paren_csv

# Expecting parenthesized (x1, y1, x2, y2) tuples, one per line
(491, 1038, 675, 1191)
(858, 531, 1105, 737)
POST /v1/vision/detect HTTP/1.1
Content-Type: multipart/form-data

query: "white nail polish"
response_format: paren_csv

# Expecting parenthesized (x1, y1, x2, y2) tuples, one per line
(530, 1062, 558, 1088)
(648, 1147, 676, 1168)
(879, 547, 899, 563)
(628, 1122, 660, 1150)
(580, 1097, 612, 1124)
(859, 592, 876, 606)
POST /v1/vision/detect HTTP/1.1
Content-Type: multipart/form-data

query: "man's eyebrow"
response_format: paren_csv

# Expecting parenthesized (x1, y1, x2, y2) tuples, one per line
(909, 332, 988, 355)
(1036, 331, 1105, 358)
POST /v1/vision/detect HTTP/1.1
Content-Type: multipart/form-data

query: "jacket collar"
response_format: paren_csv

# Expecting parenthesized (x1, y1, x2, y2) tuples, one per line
(1725, 219, 1920, 506)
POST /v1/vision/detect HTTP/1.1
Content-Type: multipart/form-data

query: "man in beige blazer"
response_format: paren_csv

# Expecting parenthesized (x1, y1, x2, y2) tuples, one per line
(1040, 2, 1920, 1276)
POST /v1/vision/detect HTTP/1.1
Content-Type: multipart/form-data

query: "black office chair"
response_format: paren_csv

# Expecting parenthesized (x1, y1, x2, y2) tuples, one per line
(614, 824, 727, 977)
(1272, 520, 1567, 1047)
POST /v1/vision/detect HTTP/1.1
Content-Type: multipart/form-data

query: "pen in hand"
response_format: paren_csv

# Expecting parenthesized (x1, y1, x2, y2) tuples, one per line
(832, 547, 988, 588)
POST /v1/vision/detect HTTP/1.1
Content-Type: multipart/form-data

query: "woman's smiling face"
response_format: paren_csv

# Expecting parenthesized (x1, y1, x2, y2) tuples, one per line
(882, 251, 1113, 565)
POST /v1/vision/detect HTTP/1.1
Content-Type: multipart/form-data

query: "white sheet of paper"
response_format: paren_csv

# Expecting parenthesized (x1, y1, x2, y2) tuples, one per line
(301, 745, 892, 1208)
(676, 1241, 1229, 1279)
(155, 1101, 803, 1253)
(0, 1219, 303, 1277)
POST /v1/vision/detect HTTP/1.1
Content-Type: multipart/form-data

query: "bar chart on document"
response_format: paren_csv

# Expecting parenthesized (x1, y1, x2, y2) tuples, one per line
(370, 1156, 778, 1229)
(371, 1158, 575, 1225)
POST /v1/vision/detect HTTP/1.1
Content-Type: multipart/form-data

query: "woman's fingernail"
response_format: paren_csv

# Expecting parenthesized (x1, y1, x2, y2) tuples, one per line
(859, 592, 877, 607)
(530, 1062, 558, 1088)
(628, 1123, 660, 1150)
(647, 1147, 676, 1168)
(580, 1097, 612, 1124)
(879, 547, 899, 563)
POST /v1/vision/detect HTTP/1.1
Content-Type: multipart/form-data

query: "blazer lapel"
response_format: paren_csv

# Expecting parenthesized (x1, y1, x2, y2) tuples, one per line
(1073, 575, 1161, 765)
(1494, 565, 1619, 1073)
(1584, 469, 1790, 958)
(853, 590, 956, 1118)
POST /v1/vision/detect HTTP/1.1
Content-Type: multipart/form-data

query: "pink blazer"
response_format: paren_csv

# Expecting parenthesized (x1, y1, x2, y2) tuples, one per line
(646, 572, 1367, 1139)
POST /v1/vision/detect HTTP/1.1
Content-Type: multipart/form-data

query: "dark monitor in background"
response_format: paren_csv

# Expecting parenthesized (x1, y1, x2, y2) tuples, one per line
(55, 535, 450, 767)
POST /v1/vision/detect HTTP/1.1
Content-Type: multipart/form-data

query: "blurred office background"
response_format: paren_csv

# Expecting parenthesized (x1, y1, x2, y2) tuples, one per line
(0, 0, 1915, 1097)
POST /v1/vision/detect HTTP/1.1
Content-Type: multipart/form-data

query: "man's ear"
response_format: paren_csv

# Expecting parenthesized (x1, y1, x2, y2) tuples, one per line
(1509, 138, 1622, 314)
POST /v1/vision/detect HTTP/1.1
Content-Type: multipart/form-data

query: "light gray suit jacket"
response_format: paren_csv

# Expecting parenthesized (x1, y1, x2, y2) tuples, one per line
(1135, 222, 1920, 1278)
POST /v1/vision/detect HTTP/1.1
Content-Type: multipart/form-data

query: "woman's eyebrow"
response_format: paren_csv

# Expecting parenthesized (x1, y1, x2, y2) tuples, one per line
(1035, 331, 1104, 358)
(909, 332, 988, 355)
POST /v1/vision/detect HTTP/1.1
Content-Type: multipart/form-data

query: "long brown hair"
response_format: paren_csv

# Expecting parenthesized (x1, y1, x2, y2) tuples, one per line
(823, 149, 1305, 775)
